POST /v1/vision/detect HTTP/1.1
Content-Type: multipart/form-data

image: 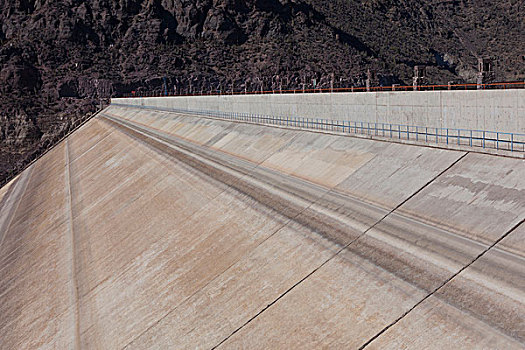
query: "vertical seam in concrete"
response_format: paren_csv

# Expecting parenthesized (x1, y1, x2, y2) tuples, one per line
(0, 165, 35, 255)
(121, 203, 317, 350)
(115, 127, 329, 350)
(65, 140, 81, 350)
(0, 108, 102, 190)
(375, 92, 378, 124)
(108, 112, 475, 349)
(440, 91, 443, 129)
(358, 216, 525, 349)
(211, 151, 470, 349)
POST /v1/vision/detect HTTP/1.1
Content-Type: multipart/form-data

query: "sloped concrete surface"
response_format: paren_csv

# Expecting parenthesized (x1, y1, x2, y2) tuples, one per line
(0, 105, 523, 349)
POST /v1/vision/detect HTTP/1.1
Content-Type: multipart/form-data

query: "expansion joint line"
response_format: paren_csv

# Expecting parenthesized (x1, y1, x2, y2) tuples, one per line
(65, 140, 81, 350)
(212, 151, 470, 349)
(359, 216, 525, 349)
(104, 115, 355, 350)
(116, 116, 311, 350)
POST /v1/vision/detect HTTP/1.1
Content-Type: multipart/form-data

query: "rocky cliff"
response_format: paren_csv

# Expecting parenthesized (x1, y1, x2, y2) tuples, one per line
(0, 0, 524, 184)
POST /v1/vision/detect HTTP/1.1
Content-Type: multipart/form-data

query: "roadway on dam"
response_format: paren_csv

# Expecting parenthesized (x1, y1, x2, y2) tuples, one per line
(0, 104, 524, 349)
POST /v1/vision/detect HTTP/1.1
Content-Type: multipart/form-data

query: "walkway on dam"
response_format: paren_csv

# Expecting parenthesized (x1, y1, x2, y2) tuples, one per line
(0, 105, 524, 349)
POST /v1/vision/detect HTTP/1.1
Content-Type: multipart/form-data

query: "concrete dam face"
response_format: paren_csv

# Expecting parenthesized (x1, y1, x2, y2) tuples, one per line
(0, 96, 524, 349)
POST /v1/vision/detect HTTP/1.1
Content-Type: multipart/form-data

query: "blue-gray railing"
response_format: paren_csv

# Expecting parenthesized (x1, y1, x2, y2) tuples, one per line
(111, 103, 525, 153)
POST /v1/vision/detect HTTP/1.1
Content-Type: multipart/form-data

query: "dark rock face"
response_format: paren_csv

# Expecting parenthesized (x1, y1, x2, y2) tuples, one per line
(58, 79, 79, 98)
(58, 77, 113, 99)
(0, 56, 41, 93)
(0, 0, 524, 185)
(0, 110, 41, 147)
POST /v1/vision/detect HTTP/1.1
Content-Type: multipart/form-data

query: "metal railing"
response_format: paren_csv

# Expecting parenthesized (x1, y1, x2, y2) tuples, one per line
(120, 81, 525, 98)
(112, 103, 525, 154)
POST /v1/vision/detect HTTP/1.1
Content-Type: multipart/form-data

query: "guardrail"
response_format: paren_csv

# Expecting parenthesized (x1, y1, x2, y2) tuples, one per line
(120, 81, 525, 98)
(111, 103, 525, 154)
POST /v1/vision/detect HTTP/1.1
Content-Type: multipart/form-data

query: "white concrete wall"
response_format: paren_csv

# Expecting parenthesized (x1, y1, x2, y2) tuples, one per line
(113, 89, 525, 133)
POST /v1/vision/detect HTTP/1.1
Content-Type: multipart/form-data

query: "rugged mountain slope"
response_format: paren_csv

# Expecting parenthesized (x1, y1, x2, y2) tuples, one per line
(0, 0, 524, 185)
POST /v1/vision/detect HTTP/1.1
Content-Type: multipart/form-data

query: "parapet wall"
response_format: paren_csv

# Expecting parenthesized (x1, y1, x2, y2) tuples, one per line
(113, 89, 525, 133)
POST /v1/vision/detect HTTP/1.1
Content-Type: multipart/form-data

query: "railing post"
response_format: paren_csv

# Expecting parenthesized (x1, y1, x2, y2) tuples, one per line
(470, 130, 473, 147)
(483, 131, 485, 148)
(497, 132, 499, 150)
(446, 129, 449, 144)
(511, 133, 514, 152)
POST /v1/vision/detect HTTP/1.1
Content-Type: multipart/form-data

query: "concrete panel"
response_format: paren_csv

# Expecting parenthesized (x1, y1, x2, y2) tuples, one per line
(397, 153, 525, 245)
(1, 104, 523, 348)
(366, 296, 523, 349)
(111, 89, 524, 133)
(333, 142, 463, 210)
(79, 187, 291, 348)
(212, 125, 300, 164)
(367, 224, 525, 348)
(375, 104, 389, 123)
(0, 144, 76, 349)
(126, 221, 339, 349)
(220, 246, 427, 349)
(260, 133, 344, 188)
(412, 106, 428, 126)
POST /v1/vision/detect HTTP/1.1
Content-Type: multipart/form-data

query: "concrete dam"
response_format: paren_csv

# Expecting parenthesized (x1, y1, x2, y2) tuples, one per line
(0, 90, 524, 349)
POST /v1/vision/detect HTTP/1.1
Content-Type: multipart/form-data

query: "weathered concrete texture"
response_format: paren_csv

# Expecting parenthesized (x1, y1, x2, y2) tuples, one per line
(0, 145, 76, 350)
(367, 224, 525, 349)
(397, 153, 525, 246)
(115, 88, 525, 133)
(0, 104, 524, 349)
